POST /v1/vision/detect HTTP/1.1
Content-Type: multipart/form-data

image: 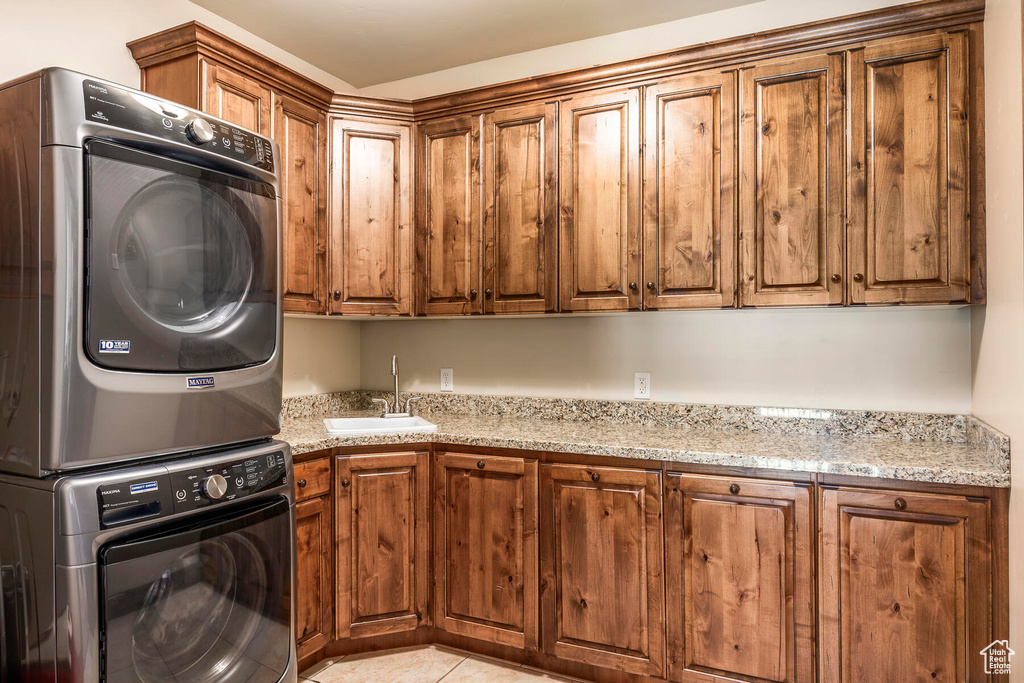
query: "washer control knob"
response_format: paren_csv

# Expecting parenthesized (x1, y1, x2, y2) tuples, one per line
(203, 474, 228, 499)
(186, 118, 216, 145)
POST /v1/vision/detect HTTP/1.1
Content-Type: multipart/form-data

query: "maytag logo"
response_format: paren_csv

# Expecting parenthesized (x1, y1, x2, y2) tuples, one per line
(187, 376, 216, 390)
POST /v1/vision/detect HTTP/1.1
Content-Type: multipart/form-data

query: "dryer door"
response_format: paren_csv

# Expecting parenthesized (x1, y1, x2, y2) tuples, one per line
(99, 497, 292, 683)
(84, 139, 279, 373)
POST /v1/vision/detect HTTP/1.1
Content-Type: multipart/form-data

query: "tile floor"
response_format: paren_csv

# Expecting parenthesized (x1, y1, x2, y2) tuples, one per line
(300, 645, 587, 683)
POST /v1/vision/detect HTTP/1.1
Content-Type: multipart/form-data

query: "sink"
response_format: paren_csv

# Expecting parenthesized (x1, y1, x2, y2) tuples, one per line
(323, 416, 438, 436)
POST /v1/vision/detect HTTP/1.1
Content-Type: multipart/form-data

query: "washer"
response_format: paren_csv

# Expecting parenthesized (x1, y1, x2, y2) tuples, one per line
(0, 440, 297, 682)
(0, 68, 284, 477)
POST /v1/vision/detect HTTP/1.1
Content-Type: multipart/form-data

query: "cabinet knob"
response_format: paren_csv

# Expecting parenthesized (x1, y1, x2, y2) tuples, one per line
(629, 282, 638, 291)
(333, 290, 341, 300)
(341, 478, 350, 487)
(729, 483, 740, 494)
(590, 471, 600, 482)
(470, 289, 478, 299)
(297, 479, 307, 488)
(853, 273, 865, 283)
(646, 281, 655, 290)
(894, 498, 907, 511)
(476, 460, 485, 469)
(830, 274, 841, 283)
(484, 288, 492, 298)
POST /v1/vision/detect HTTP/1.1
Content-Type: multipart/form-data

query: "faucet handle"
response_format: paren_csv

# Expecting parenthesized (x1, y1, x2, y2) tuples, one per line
(371, 398, 391, 416)
(404, 396, 423, 414)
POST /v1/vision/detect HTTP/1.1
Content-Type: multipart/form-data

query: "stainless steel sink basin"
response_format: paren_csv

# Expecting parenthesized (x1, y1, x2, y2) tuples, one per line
(323, 416, 437, 436)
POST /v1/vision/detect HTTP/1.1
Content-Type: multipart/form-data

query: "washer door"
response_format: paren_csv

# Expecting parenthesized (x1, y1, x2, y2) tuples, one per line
(84, 139, 279, 372)
(99, 498, 291, 683)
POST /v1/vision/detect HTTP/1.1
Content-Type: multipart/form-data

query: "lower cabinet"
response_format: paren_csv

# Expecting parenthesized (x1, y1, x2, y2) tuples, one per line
(335, 451, 431, 638)
(664, 473, 814, 683)
(540, 463, 665, 677)
(819, 486, 994, 683)
(433, 451, 539, 648)
(294, 457, 333, 658)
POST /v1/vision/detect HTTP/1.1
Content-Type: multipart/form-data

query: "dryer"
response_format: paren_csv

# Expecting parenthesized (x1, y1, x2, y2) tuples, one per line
(0, 68, 284, 477)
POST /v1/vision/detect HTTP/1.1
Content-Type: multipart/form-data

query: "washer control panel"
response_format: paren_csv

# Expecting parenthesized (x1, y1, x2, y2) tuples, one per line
(169, 450, 288, 513)
(82, 79, 275, 172)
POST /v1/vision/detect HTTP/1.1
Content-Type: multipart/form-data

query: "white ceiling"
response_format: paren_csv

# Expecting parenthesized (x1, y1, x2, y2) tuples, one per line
(190, 0, 758, 89)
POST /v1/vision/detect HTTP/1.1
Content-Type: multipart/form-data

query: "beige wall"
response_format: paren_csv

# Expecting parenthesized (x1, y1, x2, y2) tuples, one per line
(973, 0, 1024, 668)
(283, 318, 361, 397)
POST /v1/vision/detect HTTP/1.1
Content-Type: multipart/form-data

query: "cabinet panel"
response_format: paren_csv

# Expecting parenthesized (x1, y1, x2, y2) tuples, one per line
(433, 452, 539, 648)
(330, 118, 414, 315)
(541, 464, 663, 676)
(665, 474, 813, 683)
(849, 33, 970, 303)
(336, 451, 430, 639)
(274, 94, 328, 314)
(418, 115, 483, 315)
(644, 71, 737, 309)
(296, 494, 332, 658)
(482, 103, 558, 314)
(559, 89, 642, 312)
(740, 53, 844, 307)
(819, 487, 992, 682)
(203, 62, 272, 136)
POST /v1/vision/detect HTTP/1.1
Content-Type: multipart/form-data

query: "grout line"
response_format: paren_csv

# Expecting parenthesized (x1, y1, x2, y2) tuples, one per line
(434, 653, 469, 682)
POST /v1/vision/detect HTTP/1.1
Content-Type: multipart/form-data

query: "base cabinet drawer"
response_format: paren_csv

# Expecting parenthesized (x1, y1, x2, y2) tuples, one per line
(665, 473, 814, 682)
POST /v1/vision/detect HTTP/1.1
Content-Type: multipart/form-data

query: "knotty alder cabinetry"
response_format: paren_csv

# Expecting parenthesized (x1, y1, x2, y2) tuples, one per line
(293, 456, 333, 658)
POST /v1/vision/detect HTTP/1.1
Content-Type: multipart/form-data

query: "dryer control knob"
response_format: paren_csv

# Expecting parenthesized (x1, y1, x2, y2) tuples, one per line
(186, 118, 216, 145)
(203, 474, 228, 500)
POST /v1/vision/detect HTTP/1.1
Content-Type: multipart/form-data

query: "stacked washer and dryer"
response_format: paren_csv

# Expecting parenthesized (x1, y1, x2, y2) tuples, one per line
(0, 68, 297, 683)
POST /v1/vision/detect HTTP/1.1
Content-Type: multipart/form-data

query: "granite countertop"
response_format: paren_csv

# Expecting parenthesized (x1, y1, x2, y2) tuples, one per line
(280, 401, 1011, 487)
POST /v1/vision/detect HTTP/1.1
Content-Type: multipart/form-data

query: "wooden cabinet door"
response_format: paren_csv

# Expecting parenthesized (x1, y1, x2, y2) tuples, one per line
(295, 493, 332, 658)
(330, 118, 414, 315)
(482, 103, 558, 314)
(540, 464, 664, 676)
(336, 451, 430, 638)
(418, 115, 483, 315)
(644, 71, 737, 310)
(433, 452, 539, 648)
(559, 89, 642, 312)
(274, 93, 328, 314)
(202, 62, 272, 136)
(849, 33, 970, 304)
(665, 473, 814, 683)
(739, 53, 845, 307)
(819, 487, 993, 682)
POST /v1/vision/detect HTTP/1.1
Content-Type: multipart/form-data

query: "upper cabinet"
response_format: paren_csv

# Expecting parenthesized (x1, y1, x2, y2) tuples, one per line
(848, 32, 971, 304)
(643, 71, 737, 310)
(739, 53, 846, 307)
(330, 117, 414, 315)
(203, 63, 272, 136)
(482, 103, 558, 314)
(559, 88, 642, 313)
(417, 115, 483, 316)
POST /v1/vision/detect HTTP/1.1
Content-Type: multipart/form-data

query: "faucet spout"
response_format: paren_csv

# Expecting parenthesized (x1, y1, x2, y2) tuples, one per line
(392, 355, 400, 415)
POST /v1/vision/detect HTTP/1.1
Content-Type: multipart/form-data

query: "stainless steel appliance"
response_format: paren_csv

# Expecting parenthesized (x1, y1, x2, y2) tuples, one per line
(0, 68, 284, 477)
(0, 440, 297, 682)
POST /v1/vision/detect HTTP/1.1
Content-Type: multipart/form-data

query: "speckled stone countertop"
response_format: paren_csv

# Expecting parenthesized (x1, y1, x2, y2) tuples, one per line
(279, 392, 1011, 488)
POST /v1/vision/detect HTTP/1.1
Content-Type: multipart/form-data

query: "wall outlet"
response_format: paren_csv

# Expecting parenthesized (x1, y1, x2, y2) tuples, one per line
(440, 368, 454, 392)
(634, 372, 651, 400)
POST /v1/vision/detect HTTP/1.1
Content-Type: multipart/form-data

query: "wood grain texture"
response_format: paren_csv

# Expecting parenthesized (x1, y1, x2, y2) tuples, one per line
(433, 452, 539, 649)
(336, 451, 431, 639)
(849, 32, 971, 304)
(203, 61, 272, 136)
(139, 55, 201, 110)
(540, 463, 664, 677)
(665, 474, 814, 683)
(330, 117, 414, 315)
(559, 88, 642, 312)
(296, 493, 333, 659)
(482, 102, 558, 314)
(294, 456, 332, 501)
(739, 52, 845, 307)
(643, 70, 738, 310)
(275, 93, 328, 314)
(417, 115, 483, 315)
(819, 487, 992, 682)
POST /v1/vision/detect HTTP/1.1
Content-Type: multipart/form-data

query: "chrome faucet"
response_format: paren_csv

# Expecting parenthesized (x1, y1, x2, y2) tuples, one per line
(371, 355, 421, 418)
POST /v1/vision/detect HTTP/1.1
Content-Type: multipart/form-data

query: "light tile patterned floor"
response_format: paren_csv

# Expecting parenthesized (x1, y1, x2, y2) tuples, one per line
(300, 645, 587, 683)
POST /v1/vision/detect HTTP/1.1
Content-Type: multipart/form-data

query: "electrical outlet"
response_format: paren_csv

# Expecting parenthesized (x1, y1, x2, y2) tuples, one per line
(634, 372, 651, 400)
(440, 368, 454, 393)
